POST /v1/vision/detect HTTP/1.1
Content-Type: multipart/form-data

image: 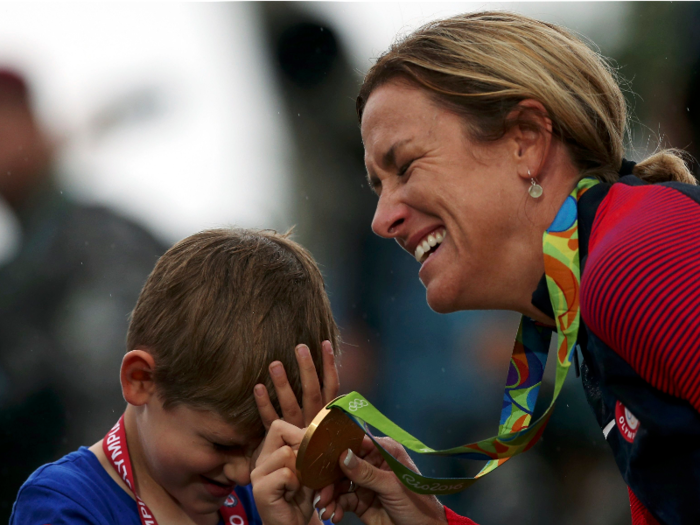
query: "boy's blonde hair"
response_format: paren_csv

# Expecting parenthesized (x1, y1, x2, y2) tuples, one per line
(127, 228, 340, 435)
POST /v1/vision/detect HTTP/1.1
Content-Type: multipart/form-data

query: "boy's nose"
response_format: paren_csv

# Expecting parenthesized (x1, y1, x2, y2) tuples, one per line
(223, 457, 251, 486)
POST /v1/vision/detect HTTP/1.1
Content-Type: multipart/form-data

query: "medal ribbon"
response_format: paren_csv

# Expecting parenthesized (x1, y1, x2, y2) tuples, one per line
(102, 415, 248, 525)
(328, 178, 600, 495)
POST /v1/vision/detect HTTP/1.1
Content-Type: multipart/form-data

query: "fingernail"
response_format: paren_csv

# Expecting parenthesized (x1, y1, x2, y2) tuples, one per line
(270, 362, 283, 377)
(297, 344, 310, 358)
(313, 493, 321, 507)
(330, 511, 336, 522)
(254, 384, 265, 396)
(319, 508, 326, 519)
(344, 448, 358, 469)
(323, 340, 333, 354)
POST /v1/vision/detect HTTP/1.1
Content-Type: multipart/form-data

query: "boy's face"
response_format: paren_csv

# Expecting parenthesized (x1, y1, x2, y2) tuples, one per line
(138, 396, 262, 517)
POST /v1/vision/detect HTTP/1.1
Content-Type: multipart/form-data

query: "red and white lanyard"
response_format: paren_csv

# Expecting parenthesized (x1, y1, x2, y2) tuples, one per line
(103, 415, 248, 525)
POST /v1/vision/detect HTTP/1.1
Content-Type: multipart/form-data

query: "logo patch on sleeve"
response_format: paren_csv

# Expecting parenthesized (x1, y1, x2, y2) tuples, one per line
(615, 400, 640, 443)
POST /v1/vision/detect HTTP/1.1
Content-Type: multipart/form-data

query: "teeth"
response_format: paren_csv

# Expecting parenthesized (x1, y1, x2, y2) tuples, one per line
(414, 229, 446, 263)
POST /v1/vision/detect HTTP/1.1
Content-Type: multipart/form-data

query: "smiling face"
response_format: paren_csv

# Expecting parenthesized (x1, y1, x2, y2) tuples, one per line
(362, 80, 535, 314)
(136, 397, 261, 519)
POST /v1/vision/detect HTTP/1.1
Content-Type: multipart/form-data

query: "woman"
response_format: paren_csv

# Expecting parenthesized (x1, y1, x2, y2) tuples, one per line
(253, 11, 700, 525)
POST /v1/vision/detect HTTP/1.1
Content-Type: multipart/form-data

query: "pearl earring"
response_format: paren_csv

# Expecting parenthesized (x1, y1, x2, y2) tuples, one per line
(528, 170, 543, 199)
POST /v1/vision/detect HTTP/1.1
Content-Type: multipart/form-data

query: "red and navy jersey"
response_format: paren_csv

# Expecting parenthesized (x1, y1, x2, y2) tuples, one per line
(445, 175, 700, 525)
(560, 175, 700, 525)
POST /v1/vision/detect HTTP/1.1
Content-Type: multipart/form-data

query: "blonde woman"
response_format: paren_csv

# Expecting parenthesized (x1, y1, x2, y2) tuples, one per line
(304, 11, 698, 525)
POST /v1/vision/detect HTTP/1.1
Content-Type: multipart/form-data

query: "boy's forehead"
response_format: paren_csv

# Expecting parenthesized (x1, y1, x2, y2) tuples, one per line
(185, 405, 256, 442)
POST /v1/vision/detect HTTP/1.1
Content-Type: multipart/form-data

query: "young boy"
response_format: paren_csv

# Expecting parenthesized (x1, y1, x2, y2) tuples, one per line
(10, 228, 340, 525)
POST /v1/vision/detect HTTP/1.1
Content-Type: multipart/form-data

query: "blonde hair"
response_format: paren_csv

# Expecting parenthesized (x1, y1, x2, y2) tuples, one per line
(357, 11, 696, 185)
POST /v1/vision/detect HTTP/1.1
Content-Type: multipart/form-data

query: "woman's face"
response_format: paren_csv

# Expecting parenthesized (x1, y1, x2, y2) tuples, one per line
(361, 80, 527, 314)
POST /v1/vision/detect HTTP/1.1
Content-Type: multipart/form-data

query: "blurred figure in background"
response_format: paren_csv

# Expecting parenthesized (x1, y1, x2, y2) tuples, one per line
(0, 70, 166, 520)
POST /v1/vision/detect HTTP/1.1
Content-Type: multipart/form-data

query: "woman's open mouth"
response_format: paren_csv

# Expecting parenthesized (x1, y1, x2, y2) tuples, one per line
(414, 228, 446, 263)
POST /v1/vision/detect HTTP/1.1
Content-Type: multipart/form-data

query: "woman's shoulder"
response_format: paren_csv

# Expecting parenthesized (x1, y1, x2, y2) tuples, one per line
(582, 176, 700, 303)
(580, 176, 700, 411)
(588, 175, 700, 253)
(10, 447, 139, 525)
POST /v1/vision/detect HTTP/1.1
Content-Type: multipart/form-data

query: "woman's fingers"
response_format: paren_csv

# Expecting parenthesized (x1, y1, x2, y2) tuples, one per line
(321, 340, 340, 404)
(254, 384, 279, 431)
(315, 482, 377, 523)
(269, 360, 304, 427)
(295, 344, 324, 426)
(338, 446, 448, 525)
(338, 448, 393, 493)
(317, 497, 338, 523)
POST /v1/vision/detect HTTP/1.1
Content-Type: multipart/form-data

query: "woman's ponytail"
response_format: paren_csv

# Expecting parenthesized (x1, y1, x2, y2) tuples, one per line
(633, 149, 697, 185)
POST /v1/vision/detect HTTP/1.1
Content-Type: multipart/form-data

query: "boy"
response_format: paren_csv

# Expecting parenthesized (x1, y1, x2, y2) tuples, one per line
(11, 228, 340, 525)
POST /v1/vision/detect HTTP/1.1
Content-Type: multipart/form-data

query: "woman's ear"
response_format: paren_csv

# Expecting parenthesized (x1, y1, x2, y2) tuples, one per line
(121, 349, 157, 406)
(507, 99, 553, 182)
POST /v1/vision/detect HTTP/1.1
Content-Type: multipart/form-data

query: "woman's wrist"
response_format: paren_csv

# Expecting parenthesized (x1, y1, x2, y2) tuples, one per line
(444, 506, 478, 525)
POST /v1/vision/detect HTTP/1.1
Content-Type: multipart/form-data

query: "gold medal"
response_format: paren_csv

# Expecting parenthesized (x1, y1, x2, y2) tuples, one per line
(296, 404, 365, 490)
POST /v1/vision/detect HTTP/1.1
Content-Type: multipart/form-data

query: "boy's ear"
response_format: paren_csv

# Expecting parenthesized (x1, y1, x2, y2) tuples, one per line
(121, 349, 157, 406)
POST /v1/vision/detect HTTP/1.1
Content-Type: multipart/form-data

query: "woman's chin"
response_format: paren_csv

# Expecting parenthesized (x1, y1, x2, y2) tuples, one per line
(425, 284, 461, 314)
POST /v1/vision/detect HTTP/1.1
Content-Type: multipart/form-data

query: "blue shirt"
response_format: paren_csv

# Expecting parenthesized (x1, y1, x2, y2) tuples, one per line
(10, 447, 261, 525)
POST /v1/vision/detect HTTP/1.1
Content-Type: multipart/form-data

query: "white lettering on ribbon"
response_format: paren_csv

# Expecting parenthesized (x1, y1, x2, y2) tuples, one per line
(401, 474, 464, 493)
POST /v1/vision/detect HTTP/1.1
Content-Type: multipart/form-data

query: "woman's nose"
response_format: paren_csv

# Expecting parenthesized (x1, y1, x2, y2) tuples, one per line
(223, 456, 251, 486)
(371, 192, 407, 238)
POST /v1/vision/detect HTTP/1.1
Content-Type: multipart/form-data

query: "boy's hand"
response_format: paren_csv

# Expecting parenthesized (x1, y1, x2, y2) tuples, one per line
(251, 420, 318, 525)
(255, 340, 339, 429)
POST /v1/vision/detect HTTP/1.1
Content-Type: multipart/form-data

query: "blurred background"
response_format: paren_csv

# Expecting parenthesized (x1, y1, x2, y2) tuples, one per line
(0, 2, 697, 523)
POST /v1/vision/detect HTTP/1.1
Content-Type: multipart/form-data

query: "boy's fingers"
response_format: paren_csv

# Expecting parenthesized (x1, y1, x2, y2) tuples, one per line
(251, 466, 301, 505)
(269, 361, 304, 427)
(254, 384, 279, 431)
(251, 443, 298, 479)
(257, 419, 306, 464)
(296, 344, 324, 426)
(321, 340, 340, 404)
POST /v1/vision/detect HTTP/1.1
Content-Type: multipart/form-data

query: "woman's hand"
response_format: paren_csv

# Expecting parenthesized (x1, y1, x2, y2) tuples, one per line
(251, 420, 319, 525)
(255, 340, 339, 429)
(315, 436, 447, 525)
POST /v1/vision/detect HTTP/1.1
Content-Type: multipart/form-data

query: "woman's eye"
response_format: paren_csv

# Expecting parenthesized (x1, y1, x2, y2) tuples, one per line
(398, 161, 413, 176)
(213, 443, 239, 452)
